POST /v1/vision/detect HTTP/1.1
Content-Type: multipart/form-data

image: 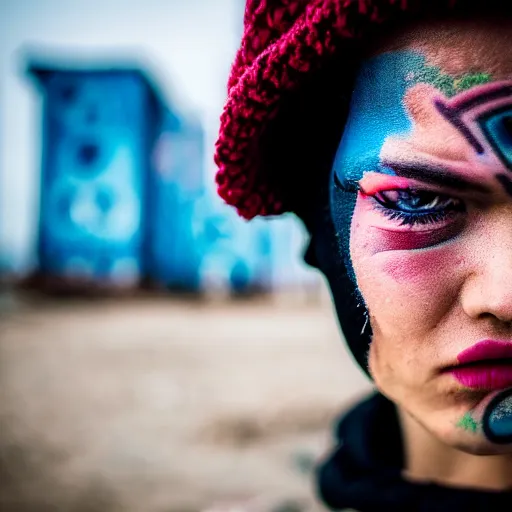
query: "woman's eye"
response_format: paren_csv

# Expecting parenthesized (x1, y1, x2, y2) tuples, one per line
(371, 189, 466, 227)
(374, 189, 462, 213)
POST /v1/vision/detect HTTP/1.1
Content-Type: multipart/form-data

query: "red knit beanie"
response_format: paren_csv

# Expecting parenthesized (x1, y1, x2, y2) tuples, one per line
(214, 0, 481, 220)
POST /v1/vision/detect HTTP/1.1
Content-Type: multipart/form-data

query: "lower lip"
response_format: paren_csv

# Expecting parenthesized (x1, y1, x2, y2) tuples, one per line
(450, 364, 512, 390)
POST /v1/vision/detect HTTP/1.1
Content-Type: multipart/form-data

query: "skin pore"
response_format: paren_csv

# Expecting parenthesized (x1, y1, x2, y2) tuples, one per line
(333, 17, 512, 490)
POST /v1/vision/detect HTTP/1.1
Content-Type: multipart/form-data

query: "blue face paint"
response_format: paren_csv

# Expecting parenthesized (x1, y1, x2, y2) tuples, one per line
(320, 51, 444, 370)
(332, 50, 497, 187)
(332, 51, 421, 187)
(329, 51, 431, 295)
(483, 390, 512, 444)
(480, 107, 512, 171)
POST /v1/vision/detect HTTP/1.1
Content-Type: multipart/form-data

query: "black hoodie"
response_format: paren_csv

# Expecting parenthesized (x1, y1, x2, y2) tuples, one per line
(316, 393, 512, 512)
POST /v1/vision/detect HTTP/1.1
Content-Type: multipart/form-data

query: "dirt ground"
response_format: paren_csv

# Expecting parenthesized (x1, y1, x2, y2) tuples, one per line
(0, 291, 372, 512)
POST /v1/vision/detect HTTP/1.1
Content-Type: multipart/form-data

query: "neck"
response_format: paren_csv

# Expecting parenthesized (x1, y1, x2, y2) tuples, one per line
(398, 408, 512, 491)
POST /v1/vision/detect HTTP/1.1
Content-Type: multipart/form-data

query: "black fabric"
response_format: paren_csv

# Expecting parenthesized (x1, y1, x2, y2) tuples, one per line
(300, 179, 371, 375)
(316, 392, 512, 511)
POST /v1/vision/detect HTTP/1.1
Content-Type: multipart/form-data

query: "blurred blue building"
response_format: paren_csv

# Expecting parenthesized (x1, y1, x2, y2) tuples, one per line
(27, 58, 205, 291)
(147, 108, 204, 291)
(25, 56, 292, 296)
(195, 200, 274, 295)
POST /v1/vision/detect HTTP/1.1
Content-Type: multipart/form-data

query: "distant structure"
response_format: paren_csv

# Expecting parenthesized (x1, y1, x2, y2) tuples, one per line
(26, 59, 204, 293)
(23, 53, 319, 298)
(147, 108, 205, 292)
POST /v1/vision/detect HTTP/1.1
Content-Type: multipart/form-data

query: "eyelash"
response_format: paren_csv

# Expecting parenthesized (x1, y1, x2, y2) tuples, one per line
(370, 189, 466, 227)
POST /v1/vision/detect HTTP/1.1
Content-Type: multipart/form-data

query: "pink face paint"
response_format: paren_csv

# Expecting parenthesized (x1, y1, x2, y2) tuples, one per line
(358, 171, 411, 196)
(368, 216, 465, 251)
(379, 245, 454, 284)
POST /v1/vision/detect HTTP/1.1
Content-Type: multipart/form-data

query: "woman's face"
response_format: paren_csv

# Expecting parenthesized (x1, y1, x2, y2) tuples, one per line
(331, 18, 512, 454)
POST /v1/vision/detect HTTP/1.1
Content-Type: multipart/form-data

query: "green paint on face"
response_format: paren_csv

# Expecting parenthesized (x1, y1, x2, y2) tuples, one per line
(453, 73, 493, 94)
(408, 64, 492, 97)
(457, 413, 479, 434)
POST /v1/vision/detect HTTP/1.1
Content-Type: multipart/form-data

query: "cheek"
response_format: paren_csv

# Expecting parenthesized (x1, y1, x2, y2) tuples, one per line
(349, 197, 465, 338)
(359, 249, 462, 328)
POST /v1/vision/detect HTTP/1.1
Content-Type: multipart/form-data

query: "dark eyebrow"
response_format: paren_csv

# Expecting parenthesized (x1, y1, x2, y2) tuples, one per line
(382, 161, 493, 195)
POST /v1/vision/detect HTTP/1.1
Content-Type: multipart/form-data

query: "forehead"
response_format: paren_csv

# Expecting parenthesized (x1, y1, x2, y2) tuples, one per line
(333, 20, 512, 185)
(364, 17, 512, 78)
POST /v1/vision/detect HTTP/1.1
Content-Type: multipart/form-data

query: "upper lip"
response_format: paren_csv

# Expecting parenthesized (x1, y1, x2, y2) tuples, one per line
(454, 340, 512, 367)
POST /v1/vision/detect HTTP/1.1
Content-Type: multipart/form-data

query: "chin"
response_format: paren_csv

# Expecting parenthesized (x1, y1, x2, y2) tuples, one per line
(445, 434, 512, 456)
(445, 432, 512, 455)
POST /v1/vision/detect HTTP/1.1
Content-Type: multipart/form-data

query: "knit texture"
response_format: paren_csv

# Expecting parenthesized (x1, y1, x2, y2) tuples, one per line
(214, 0, 465, 219)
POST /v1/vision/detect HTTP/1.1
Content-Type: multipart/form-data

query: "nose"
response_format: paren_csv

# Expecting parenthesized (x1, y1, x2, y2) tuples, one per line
(460, 221, 512, 324)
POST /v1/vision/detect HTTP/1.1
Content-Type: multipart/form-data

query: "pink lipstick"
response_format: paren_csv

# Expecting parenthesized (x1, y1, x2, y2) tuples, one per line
(449, 340, 512, 390)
